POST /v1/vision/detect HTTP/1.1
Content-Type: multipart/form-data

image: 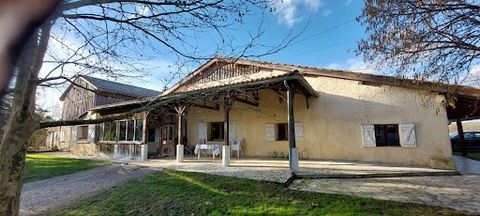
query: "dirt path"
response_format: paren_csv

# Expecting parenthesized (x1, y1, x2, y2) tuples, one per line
(20, 164, 157, 216)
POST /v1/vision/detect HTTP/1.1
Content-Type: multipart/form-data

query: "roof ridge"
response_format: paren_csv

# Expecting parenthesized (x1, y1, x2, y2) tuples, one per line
(78, 75, 160, 93)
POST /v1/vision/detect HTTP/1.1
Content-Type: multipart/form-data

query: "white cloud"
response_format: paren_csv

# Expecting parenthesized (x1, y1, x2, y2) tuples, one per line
(322, 9, 331, 17)
(326, 57, 375, 74)
(462, 64, 480, 87)
(271, 0, 324, 27)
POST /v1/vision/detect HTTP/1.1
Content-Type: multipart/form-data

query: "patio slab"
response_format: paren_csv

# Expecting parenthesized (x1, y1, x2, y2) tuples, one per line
(48, 153, 457, 183)
(133, 157, 456, 183)
(288, 175, 480, 214)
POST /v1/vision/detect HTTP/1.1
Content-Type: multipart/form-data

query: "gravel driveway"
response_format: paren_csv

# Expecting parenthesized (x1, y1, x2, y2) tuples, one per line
(20, 164, 156, 216)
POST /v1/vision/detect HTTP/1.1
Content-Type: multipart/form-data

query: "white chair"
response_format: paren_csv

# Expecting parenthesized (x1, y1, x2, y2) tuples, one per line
(231, 137, 243, 158)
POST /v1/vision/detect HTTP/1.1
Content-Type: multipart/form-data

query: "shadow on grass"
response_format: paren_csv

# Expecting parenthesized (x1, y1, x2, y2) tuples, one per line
(53, 170, 468, 216)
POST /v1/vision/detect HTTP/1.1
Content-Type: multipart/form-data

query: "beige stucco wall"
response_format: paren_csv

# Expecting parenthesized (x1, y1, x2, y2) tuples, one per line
(185, 76, 453, 168)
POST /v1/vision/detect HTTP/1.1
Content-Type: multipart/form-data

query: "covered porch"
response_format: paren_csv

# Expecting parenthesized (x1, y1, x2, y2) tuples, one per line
(93, 71, 318, 173)
(142, 71, 318, 174)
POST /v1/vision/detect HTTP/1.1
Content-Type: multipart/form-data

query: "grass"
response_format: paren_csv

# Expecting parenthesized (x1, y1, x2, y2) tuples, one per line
(24, 153, 111, 182)
(453, 152, 480, 161)
(466, 153, 480, 161)
(54, 170, 467, 216)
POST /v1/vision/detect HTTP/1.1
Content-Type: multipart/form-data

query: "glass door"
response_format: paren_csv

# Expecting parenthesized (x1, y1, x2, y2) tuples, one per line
(161, 124, 175, 156)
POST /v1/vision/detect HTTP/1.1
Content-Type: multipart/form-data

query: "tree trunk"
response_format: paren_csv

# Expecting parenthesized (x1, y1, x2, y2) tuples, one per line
(0, 22, 52, 216)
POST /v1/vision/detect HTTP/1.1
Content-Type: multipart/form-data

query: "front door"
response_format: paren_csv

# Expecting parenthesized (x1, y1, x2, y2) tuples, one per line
(161, 124, 175, 156)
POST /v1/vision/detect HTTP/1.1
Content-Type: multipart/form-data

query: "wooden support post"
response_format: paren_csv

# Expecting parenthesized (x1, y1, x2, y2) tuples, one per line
(285, 80, 299, 174)
(175, 106, 186, 163)
(457, 118, 467, 157)
(223, 95, 233, 167)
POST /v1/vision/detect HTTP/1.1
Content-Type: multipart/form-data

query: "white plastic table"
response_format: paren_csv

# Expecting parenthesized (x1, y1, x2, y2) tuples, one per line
(194, 144, 221, 159)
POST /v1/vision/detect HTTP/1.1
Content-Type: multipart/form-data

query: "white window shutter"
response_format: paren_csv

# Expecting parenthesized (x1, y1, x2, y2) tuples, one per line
(265, 124, 275, 141)
(361, 125, 376, 147)
(399, 123, 416, 147)
(229, 121, 236, 143)
(295, 122, 304, 141)
(198, 123, 207, 142)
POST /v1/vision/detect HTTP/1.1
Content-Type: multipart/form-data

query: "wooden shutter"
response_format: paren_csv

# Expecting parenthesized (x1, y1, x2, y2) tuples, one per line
(361, 125, 376, 147)
(399, 123, 416, 147)
(198, 123, 207, 141)
(229, 121, 236, 142)
(265, 124, 275, 141)
(295, 122, 304, 141)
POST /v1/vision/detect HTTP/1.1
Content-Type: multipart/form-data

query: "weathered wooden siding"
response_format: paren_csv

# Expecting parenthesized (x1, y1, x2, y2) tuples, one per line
(62, 79, 96, 120)
(62, 78, 136, 120)
(95, 94, 134, 106)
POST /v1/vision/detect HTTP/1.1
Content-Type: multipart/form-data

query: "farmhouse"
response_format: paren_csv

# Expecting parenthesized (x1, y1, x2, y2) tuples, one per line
(50, 57, 480, 171)
(46, 75, 160, 152)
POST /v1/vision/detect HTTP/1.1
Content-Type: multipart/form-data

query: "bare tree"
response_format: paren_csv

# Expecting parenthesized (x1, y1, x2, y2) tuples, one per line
(0, 1, 301, 215)
(356, 0, 480, 84)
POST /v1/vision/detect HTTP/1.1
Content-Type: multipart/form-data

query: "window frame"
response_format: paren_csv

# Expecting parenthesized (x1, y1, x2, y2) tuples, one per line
(276, 123, 288, 141)
(147, 128, 156, 143)
(77, 125, 89, 140)
(374, 124, 400, 147)
(99, 121, 117, 142)
(209, 122, 225, 141)
(118, 119, 144, 143)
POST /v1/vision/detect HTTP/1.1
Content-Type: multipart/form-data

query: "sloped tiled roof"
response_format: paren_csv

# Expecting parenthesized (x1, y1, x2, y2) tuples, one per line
(80, 75, 160, 98)
(60, 75, 161, 100)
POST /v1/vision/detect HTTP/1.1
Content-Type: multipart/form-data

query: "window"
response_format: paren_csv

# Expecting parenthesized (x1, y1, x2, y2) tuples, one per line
(102, 121, 116, 141)
(374, 124, 400, 147)
(119, 119, 144, 142)
(147, 128, 155, 142)
(119, 121, 127, 140)
(209, 122, 224, 141)
(127, 120, 135, 141)
(276, 123, 288, 141)
(77, 126, 88, 140)
(135, 119, 143, 141)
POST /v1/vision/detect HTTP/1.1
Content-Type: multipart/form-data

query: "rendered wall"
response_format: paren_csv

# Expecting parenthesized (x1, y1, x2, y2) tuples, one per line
(185, 76, 453, 169)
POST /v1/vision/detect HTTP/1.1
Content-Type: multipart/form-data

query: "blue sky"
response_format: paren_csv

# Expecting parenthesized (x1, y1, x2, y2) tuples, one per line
(253, 0, 366, 69)
(38, 0, 370, 118)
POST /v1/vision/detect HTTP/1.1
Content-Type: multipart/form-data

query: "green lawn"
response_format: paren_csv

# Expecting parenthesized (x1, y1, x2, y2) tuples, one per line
(467, 153, 480, 161)
(24, 153, 110, 182)
(54, 170, 467, 216)
(453, 152, 480, 161)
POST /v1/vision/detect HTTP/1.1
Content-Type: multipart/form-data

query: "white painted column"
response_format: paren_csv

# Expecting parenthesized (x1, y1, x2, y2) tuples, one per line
(222, 145, 230, 167)
(141, 144, 148, 160)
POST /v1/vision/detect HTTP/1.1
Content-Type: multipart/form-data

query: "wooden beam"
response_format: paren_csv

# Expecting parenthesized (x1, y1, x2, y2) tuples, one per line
(273, 89, 287, 102)
(189, 103, 219, 111)
(223, 96, 233, 146)
(456, 118, 467, 156)
(305, 96, 310, 109)
(234, 96, 259, 107)
(175, 106, 186, 146)
(284, 80, 299, 174)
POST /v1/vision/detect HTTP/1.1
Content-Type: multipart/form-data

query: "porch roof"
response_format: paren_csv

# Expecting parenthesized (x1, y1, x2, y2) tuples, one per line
(90, 73, 317, 112)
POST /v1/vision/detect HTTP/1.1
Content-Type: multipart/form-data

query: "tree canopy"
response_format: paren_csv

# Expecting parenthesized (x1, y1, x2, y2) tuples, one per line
(357, 0, 480, 85)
